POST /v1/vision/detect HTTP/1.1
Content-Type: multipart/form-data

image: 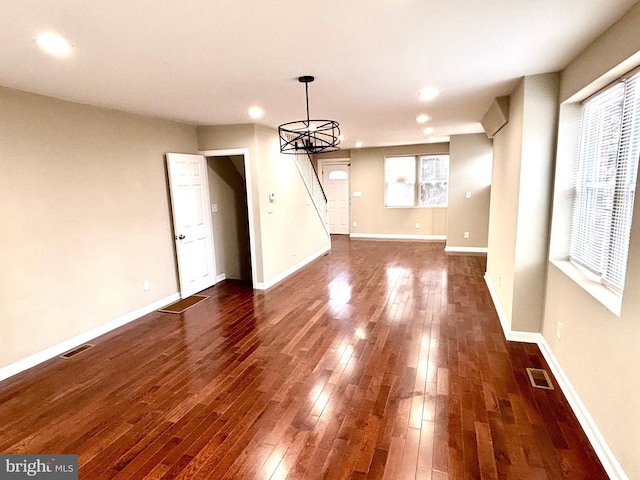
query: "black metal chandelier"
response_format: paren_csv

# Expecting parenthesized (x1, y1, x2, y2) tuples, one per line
(278, 76, 340, 155)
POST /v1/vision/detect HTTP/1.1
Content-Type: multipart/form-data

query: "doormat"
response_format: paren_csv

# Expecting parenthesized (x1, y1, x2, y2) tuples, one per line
(159, 295, 209, 314)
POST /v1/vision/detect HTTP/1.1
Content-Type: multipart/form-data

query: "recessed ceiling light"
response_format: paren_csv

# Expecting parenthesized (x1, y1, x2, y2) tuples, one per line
(248, 106, 264, 119)
(355, 141, 363, 148)
(423, 127, 434, 135)
(416, 114, 430, 123)
(419, 87, 439, 101)
(37, 31, 73, 57)
(338, 134, 345, 141)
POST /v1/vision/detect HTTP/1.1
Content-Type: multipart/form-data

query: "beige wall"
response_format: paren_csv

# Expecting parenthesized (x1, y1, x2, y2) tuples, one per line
(346, 143, 449, 236)
(206, 155, 251, 281)
(0, 86, 197, 369)
(486, 80, 524, 323)
(486, 73, 559, 333)
(544, 3, 640, 477)
(198, 124, 330, 287)
(447, 134, 493, 249)
(512, 73, 560, 332)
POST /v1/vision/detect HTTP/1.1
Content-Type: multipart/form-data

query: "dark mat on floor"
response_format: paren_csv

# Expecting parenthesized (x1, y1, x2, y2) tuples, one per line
(158, 295, 209, 314)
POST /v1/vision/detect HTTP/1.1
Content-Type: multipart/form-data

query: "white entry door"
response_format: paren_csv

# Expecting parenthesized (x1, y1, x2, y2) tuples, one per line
(322, 164, 350, 234)
(166, 153, 217, 298)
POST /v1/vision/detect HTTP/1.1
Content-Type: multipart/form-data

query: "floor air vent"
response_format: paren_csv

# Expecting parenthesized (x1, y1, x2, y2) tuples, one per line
(526, 368, 554, 390)
(60, 344, 95, 359)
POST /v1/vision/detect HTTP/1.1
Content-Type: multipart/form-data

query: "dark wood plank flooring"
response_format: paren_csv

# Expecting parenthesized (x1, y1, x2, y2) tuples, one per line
(0, 237, 607, 479)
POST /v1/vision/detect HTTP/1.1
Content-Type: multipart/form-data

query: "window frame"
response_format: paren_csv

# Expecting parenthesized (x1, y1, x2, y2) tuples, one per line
(569, 69, 640, 295)
(384, 154, 449, 208)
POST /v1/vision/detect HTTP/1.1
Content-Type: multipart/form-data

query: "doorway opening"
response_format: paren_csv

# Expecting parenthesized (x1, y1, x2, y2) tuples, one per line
(200, 148, 257, 287)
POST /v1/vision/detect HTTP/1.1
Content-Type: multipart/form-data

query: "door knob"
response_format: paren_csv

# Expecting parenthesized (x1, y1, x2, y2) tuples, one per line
(177, 234, 186, 240)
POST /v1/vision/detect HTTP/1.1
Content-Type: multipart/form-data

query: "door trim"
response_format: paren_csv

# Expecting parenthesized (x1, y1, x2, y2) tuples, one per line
(199, 148, 258, 288)
(318, 158, 351, 235)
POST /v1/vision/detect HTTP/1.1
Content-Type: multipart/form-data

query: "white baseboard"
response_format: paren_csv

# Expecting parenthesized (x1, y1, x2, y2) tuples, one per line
(536, 337, 628, 480)
(350, 233, 446, 241)
(0, 292, 180, 383)
(445, 245, 488, 254)
(483, 273, 627, 480)
(254, 244, 331, 290)
(216, 273, 227, 282)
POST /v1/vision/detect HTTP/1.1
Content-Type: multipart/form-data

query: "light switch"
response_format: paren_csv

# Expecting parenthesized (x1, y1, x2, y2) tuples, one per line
(465, 191, 471, 199)
(211, 203, 218, 213)
(353, 192, 362, 197)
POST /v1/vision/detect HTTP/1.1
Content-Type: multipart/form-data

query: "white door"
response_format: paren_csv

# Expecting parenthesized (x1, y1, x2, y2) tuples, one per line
(166, 153, 217, 298)
(322, 164, 350, 234)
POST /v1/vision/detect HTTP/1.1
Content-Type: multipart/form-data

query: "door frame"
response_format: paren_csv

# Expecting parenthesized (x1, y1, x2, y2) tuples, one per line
(318, 158, 351, 234)
(200, 148, 258, 288)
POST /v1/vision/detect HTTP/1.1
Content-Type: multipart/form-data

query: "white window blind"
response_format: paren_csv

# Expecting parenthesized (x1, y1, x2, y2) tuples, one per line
(570, 71, 640, 292)
(419, 155, 449, 206)
(385, 155, 449, 207)
(385, 156, 416, 207)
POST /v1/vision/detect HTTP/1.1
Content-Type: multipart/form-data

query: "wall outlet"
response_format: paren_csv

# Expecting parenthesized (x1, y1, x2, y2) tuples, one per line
(353, 221, 357, 227)
(464, 232, 470, 239)
(556, 321, 562, 340)
(465, 191, 472, 199)
(143, 280, 150, 292)
(211, 203, 218, 213)
(415, 223, 420, 229)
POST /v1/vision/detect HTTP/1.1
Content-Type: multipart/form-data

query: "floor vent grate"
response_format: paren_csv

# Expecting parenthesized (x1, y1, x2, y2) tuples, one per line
(526, 367, 554, 390)
(60, 344, 95, 359)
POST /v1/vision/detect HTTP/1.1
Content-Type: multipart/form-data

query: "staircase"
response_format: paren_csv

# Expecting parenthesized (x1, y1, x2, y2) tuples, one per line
(292, 150, 329, 236)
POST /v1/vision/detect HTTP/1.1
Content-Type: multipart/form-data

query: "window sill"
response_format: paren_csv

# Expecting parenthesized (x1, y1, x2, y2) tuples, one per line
(550, 260, 622, 316)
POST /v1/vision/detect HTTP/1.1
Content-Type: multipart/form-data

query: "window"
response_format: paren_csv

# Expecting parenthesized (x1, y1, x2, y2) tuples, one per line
(385, 155, 449, 207)
(419, 155, 449, 206)
(328, 170, 348, 180)
(570, 70, 640, 293)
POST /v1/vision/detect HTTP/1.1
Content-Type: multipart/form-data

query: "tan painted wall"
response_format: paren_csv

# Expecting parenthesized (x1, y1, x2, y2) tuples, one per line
(206, 156, 251, 281)
(544, 2, 640, 476)
(486, 79, 524, 324)
(0, 86, 197, 369)
(197, 124, 330, 287)
(511, 74, 559, 333)
(447, 134, 493, 249)
(348, 143, 449, 236)
(486, 74, 559, 333)
(197, 124, 264, 282)
(254, 126, 330, 282)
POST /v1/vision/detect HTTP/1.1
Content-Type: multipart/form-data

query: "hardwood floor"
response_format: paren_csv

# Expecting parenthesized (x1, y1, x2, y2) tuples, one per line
(0, 237, 607, 479)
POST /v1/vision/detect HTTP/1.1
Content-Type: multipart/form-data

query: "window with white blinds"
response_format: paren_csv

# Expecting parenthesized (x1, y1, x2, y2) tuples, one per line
(384, 155, 449, 207)
(570, 70, 640, 293)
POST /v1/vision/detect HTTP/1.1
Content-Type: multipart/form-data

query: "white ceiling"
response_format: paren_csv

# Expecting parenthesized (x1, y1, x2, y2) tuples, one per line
(1, 0, 637, 149)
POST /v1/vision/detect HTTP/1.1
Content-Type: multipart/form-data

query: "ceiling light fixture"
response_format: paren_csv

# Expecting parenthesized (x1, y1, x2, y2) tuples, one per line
(423, 127, 434, 135)
(37, 31, 73, 57)
(355, 141, 363, 148)
(419, 87, 439, 101)
(416, 114, 430, 123)
(279, 76, 340, 154)
(248, 106, 264, 119)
